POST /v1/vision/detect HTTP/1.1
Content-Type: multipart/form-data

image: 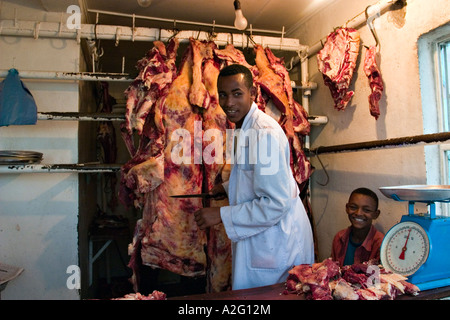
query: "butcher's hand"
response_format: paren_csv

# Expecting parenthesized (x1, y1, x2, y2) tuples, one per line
(208, 184, 227, 200)
(194, 207, 222, 230)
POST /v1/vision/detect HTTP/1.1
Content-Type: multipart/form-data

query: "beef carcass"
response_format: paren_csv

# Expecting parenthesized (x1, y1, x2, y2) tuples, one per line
(364, 45, 384, 119)
(254, 44, 294, 138)
(119, 39, 179, 209)
(317, 28, 360, 111)
(125, 39, 234, 294)
(123, 39, 316, 294)
(214, 43, 255, 70)
(253, 45, 311, 186)
(192, 39, 232, 292)
(122, 39, 179, 156)
(127, 40, 207, 288)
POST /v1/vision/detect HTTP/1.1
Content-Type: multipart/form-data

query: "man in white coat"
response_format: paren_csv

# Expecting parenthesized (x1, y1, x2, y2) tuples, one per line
(194, 64, 314, 290)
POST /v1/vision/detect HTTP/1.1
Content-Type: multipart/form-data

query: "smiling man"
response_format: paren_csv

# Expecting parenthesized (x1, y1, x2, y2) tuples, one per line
(331, 187, 384, 266)
(194, 64, 314, 290)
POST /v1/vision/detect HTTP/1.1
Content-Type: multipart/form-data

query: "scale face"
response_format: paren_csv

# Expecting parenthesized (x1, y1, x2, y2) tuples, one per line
(379, 185, 450, 291)
(380, 221, 430, 276)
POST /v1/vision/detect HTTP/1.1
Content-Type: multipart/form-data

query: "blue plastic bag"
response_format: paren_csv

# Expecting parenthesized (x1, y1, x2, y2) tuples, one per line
(0, 68, 37, 127)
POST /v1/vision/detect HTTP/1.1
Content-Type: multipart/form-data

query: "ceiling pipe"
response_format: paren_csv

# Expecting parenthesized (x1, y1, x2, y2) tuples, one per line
(291, 0, 401, 67)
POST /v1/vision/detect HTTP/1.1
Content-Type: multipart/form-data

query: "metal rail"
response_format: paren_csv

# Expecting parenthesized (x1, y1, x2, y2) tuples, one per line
(309, 132, 450, 155)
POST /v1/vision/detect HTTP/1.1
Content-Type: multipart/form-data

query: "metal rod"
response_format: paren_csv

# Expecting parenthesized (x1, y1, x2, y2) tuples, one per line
(0, 70, 131, 82)
(37, 112, 125, 121)
(87, 9, 284, 35)
(0, 19, 301, 52)
(310, 131, 450, 155)
(0, 163, 122, 173)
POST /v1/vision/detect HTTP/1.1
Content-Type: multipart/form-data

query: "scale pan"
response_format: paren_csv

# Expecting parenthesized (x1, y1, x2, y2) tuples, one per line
(379, 185, 450, 202)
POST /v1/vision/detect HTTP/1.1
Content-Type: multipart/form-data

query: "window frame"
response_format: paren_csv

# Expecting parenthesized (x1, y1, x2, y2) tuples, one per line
(419, 25, 450, 217)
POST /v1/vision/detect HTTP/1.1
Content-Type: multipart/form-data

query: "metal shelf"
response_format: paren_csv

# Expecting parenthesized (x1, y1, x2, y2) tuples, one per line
(37, 112, 125, 121)
(0, 163, 122, 174)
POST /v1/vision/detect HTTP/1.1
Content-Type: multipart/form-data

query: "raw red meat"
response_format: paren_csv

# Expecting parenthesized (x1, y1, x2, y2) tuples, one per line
(192, 40, 232, 293)
(214, 43, 255, 70)
(119, 39, 179, 209)
(253, 45, 312, 186)
(284, 259, 419, 300)
(125, 39, 233, 294)
(124, 40, 178, 137)
(317, 28, 360, 111)
(364, 45, 384, 119)
(127, 40, 206, 286)
(122, 38, 313, 294)
(112, 290, 166, 300)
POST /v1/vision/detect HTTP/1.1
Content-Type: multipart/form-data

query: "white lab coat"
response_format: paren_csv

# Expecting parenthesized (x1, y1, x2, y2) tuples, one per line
(220, 102, 314, 290)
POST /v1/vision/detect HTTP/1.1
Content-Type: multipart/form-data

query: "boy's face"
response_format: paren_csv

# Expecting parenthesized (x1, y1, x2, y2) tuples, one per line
(218, 73, 256, 128)
(345, 193, 380, 230)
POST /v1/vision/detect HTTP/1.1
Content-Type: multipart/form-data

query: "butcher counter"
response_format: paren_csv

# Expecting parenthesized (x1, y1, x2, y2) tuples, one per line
(170, 282, 450, 300)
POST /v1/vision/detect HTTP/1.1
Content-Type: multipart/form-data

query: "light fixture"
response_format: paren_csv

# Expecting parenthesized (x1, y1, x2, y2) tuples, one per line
(137, 0, 152, 7)
(233, 0, 248, 30)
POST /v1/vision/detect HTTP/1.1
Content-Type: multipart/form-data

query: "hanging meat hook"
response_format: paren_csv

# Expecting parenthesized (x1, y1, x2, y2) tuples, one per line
(314, 146, 329, 187)
(365, 5, 380, 48)
(247, 32, 257, 47)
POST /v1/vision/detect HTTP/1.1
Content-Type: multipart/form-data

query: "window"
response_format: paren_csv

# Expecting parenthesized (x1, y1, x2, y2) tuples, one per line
(440, 40, 450, 133)
(439, 40, 450, 216)
(419, 25, 450, 217)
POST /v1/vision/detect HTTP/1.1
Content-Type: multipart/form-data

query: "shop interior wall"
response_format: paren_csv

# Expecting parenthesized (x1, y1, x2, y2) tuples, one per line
(289, 0, 450, 261)
(0, 2, 80, 299)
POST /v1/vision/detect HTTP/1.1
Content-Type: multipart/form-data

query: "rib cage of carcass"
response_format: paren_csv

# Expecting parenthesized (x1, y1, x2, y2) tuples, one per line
(119, 37, 312, 293)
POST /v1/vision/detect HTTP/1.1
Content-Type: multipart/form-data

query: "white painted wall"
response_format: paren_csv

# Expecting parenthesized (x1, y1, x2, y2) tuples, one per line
(0, 2, 80, 299)
(290, 0, 450, 261)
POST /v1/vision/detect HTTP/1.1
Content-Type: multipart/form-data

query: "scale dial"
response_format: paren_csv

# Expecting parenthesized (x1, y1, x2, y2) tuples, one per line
(381, 221, 430, 276)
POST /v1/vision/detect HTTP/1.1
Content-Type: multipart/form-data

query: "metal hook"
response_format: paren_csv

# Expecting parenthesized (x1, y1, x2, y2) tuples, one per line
(115, 27, 121, 46)
(247, 33, 257, 47)
(280, 26, 285, 50)
(365, 5, 380, 48)
(314, 147, 329, 187)
(34, 22, 40, 40)
(132, 14, 136, 42)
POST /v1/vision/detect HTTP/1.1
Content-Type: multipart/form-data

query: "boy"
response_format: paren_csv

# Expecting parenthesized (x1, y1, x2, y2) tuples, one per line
(194, 64, 314, 290)
(331, 187, 384, 266)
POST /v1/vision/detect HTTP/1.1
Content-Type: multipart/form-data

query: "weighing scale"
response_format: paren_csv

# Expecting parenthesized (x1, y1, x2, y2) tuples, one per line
(379, 185, 450, 291)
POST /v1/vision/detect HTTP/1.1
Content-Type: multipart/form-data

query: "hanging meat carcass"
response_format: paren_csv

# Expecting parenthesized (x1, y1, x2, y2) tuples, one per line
(253, 45, 311, 186)
(197, 46, 233, 293)
(119, 38, 179, 209)
(126, 39, 207, 291)
(317, 28, 360, 111)
(124, 38, 234, 293)
(188, 38, 232, 292)
(121, 37, 312, 294)
(363, 45, 384, 119)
